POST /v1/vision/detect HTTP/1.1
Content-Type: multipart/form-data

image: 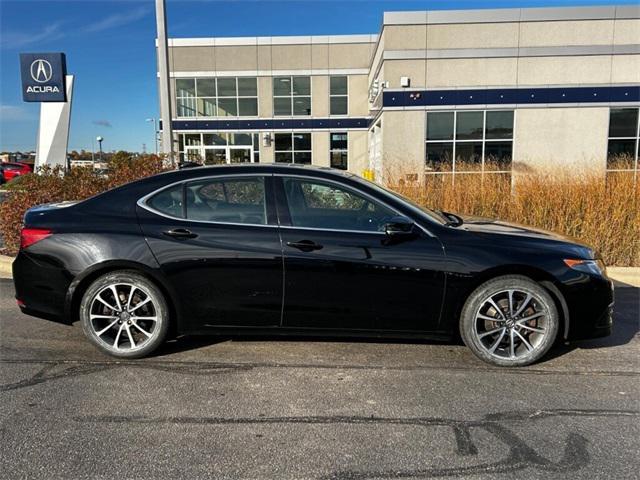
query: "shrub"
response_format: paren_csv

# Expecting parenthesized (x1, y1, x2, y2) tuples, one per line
(0, 155, 167, 255)
(387, 163, 640, 267)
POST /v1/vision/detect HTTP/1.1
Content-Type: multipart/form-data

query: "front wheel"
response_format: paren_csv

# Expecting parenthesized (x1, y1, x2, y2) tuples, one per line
(80, 271, 169, 358)
(460, 275, 559, 367)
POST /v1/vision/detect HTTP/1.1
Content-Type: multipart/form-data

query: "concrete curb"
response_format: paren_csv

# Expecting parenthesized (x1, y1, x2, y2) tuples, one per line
(607, 267, 640, 288)
(0, 255, 12, 279)
(0, 254, 638, 287)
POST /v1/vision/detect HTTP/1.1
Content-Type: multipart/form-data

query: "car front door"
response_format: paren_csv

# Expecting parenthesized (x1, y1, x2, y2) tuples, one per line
(275, 175, 446, 333)
(137, 174, 283, 331)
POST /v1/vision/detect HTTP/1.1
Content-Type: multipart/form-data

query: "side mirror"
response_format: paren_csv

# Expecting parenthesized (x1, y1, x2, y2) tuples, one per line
(383, 216, 415, 236)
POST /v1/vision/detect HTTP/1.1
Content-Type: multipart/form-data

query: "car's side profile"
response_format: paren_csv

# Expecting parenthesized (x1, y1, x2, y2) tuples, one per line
(13, 164, 614, 366)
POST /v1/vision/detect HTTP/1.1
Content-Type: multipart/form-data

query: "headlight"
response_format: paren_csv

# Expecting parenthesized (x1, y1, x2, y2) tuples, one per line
(563, 258, 607, 276)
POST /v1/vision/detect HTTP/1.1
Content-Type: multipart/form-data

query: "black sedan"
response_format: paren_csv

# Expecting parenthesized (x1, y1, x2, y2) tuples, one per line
(13, 164, 613, 366)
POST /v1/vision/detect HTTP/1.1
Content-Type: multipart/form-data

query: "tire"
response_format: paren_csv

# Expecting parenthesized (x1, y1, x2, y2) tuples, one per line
(80, 270, 169, 359)
(459, 275, 559, 367)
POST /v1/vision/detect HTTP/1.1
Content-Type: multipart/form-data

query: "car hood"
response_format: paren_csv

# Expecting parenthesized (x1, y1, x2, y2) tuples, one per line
(456, 214, 596, 258)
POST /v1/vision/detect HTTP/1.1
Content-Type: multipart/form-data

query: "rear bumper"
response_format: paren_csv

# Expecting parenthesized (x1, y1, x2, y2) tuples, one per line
(13, 251, 70, 323)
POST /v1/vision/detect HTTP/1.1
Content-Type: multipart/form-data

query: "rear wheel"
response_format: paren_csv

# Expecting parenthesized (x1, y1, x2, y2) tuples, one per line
(80, 271, 169, 358)
(460, 275, 559, 367)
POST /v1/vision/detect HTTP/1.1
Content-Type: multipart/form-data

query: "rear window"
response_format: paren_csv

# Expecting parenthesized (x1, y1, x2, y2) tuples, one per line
(147, 184, 184, 218)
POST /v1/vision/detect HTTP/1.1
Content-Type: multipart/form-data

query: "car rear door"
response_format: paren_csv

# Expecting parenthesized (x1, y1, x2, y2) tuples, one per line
(275, 175, 446, 333)
(137, 174, 283, 332)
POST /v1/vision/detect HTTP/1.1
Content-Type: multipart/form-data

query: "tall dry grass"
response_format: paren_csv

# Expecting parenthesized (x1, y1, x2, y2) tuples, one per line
(387, 161, 640, 266)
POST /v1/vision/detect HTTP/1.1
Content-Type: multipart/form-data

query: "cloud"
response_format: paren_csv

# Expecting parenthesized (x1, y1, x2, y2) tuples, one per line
(82, 6, 150, 34)
(92, 120, 112, 128)
(0, 23, 66, 50)
(0, 104, 34, 121)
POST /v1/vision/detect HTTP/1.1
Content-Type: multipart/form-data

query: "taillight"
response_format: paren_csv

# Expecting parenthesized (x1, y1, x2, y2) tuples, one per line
(20, 228, 52, 249)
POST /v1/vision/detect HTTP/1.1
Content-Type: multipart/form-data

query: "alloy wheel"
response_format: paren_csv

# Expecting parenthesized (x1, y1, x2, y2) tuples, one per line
(88, 283, 159, 352)
(473, 289, 549, 361)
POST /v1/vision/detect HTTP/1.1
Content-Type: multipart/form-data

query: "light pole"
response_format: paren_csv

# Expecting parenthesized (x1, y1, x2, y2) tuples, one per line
(96, 136, 104, 162)
(146, 118, 158, 155)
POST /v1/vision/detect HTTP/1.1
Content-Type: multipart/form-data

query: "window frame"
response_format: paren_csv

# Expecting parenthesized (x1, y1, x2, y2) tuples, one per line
(329, 75, 349, 116)
(272, 76, 312, 117)
(606, 107, 640, 174)
(175, 77, 259, 119)
(425, 109, 515, 177)
(137, 174, 277, 228)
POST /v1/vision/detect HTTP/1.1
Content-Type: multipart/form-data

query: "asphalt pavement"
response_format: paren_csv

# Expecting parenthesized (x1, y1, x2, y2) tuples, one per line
(1, 278, 638, 479)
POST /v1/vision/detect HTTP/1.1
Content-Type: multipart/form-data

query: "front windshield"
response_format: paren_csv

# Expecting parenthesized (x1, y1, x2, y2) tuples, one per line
(352, 176, 449, 225)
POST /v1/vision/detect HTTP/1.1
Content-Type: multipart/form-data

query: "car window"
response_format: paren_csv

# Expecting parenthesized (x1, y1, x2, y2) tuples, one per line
(282, 177, 395, 232)
(147, 184, 184, 218)
(185, 176, 266, 224)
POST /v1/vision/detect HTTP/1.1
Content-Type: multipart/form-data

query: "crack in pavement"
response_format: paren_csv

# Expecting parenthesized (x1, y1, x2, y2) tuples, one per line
(1, 358, 638, 393)
(72, 409, 638, 479)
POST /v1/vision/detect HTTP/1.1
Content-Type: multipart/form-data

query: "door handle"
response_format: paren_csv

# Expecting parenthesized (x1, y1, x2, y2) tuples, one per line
(163, 228, 198, 239)
(286, 240, 323, 252)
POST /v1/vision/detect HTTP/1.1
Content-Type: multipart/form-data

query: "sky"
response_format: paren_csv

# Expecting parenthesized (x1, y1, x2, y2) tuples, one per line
(0, 0, 635, 153)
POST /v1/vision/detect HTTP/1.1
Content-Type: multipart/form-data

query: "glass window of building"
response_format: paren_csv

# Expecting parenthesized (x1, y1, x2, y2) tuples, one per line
(425, 110, 514, 176)
(282, 177, 395, 232)
(273, 76, 311, 116)
(330, 76, 348, 116)
(607, 108, 639, 172)
(274, 133, 312, 164)
(176, 79, 197, 117)
(330, 132, 348, 170)
(175, 77, 258, 118)
(177, 132, 261, 165)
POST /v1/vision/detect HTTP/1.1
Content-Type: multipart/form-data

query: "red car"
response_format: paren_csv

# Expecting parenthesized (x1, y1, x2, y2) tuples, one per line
(1, 162, 32, 183)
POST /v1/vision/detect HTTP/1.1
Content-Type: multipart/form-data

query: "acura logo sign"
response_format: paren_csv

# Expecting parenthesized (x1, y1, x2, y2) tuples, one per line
(30, 59, 53, 83)
(20, 52, 67, 102)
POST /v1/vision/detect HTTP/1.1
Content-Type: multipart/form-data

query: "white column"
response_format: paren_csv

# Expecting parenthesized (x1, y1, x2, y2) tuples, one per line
(35, 75, 74, 169)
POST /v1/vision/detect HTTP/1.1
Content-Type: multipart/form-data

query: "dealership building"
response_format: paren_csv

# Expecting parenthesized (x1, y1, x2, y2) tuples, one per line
(159, 5, 640, 182)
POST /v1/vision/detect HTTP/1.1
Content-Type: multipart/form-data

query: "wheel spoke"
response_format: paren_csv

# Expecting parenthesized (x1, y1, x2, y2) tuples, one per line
(488, 328, 507, 354)
(479, 327, 504, 339)
(514, 294, 532, 317)
(110, 285, 123, 311)
(509, 329, 515, 358)
(507, 290, 515, 317)
(125, 325, 136, 348)
(132, 321, 152, 338)
(514, 329, 534, 352)
(128, 297, 151, 313)
(477, 313, 504, 323)
(90, 314, 118, 320)
(95, 318, 119, 336)
(131, 315, 157, 322)
(113, 324, 124, 349)
(96, 294, 119, 312)
(126, 286, 137, 311)
(518, 312, 545, 323)
(518, 323, 545, 334)
(487, 298, 506, 320)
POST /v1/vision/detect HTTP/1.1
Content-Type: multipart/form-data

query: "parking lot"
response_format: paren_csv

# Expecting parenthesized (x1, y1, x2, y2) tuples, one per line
(0, 277, 638, 479)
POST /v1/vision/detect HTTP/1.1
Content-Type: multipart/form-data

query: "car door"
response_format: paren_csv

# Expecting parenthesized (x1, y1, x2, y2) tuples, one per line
(137, 174, 283, 331)
(275, 175, 446, 333)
